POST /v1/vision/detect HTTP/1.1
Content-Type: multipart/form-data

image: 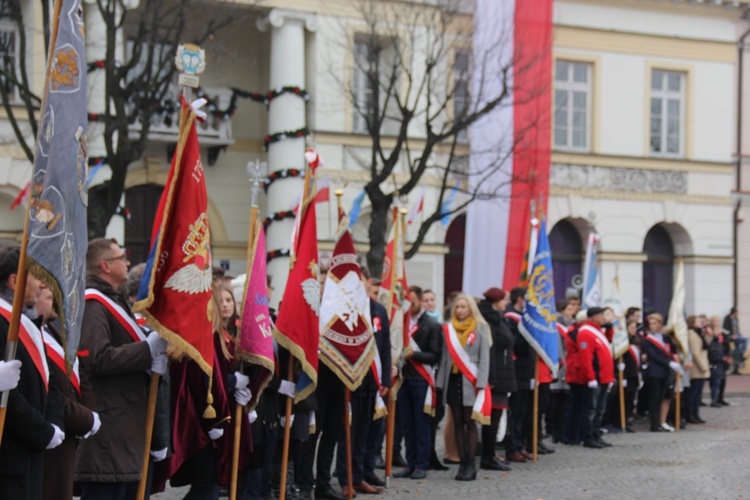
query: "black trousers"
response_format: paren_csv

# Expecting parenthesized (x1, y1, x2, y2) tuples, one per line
(430, 389, 445, 462)
(481, 408, 503, 460)
(523, 383, 549, 450)
(506, 389, 530, 454)
(546, 390, 568, 441)
(296, 380, 344, 492)
(647, 377, 667, 431)
(336, 395, 375, 486)
(80, 481, 140, 500)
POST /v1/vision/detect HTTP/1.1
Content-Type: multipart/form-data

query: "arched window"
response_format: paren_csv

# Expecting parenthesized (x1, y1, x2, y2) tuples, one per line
(444, 214, 466, 298)
(549, 219, 584, 301)
(124, 185, 164, 265)
(643, 224, 674, 317)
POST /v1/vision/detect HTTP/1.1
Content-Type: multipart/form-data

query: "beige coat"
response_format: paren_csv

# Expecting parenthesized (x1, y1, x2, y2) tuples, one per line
(689, 329, 710, 380)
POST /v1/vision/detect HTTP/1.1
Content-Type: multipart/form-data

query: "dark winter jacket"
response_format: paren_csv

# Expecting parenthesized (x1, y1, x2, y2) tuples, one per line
(403, 311, 442, 381)
(478, 300, 516, 394)
(504, 306, 535, 390)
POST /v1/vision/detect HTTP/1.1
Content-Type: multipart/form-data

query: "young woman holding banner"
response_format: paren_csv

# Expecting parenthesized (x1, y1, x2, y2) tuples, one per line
(437, 294, 491, 482)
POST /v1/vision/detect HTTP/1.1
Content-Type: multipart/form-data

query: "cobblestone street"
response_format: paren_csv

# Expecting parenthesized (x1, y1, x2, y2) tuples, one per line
(154, 377, 750, 500)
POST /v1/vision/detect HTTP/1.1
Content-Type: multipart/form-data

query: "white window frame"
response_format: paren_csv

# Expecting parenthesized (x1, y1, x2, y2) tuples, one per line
(650, 69, 685, 157)
(453, 49, 470, 143)
(0, 16, 20, 104)
(352, 40, 375, 134)
(553, 60, 591, 152)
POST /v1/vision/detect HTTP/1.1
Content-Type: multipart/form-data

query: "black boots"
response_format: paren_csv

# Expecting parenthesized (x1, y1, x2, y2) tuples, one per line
(455, 459, 477, 481)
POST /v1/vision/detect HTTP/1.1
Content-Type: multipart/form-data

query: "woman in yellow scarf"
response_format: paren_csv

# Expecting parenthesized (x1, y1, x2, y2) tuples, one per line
(437, 293, 490, 481)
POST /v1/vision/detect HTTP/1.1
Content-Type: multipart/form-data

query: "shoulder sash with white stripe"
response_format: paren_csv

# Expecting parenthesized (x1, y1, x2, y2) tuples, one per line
(42, 326, 81, 396)
(0, 297, 49, 391)
(85, 289, 146, 343)
(442, 324, 491, 425)
(644, 334, 673, 360)
(407, 333, 436, 416)
(580, 324, 610, 349)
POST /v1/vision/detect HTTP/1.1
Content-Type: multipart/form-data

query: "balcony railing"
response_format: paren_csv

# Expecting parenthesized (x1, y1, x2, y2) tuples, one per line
(128, 86, 234, 146)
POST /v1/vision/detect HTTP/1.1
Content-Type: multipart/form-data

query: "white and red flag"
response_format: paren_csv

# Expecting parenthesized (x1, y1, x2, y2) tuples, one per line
(273, 172, 320, 402)
(318, 210, 376, 390)
(406, 189, 424, 226)
(378, 208, 409, 368)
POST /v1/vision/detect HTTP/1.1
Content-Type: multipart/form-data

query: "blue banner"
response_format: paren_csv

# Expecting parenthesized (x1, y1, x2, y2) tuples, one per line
(26, 0, 88, 361)
(519, 218, 559, 377)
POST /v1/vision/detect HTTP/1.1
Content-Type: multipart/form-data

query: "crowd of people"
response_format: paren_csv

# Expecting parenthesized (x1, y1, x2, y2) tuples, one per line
(0, 238, 746, 500)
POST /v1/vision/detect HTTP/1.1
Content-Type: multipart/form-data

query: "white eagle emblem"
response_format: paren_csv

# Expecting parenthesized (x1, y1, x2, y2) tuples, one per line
(165, 213, 212, 295)
(165, 265, 213, 294)
(324, 271, 368, 331)
(302, 260, 321, 314)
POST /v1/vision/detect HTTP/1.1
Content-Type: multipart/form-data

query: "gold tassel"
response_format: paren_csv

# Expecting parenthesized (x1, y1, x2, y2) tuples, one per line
(203, 375, 217, 419)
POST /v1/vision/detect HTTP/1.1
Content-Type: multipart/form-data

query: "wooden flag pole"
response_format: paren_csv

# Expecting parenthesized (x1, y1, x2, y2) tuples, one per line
(384, 393, 396, 487)
(674, 371, 681, 432)
(279, 362, 295, 500)
(345, 388, 354, 500)
(532, 356, 539, 463)
(136, 373, 161, 500)
(618, 356, 626, 431)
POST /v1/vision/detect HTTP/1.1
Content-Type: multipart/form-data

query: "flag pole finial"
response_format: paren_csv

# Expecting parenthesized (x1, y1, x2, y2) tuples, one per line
(247, 159, 268, 209)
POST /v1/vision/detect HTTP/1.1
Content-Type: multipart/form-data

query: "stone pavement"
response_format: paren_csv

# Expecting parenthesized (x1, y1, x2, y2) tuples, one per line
(153, 377, 750, 500)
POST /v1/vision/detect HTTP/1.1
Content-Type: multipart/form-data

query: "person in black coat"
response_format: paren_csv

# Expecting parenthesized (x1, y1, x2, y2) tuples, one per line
(0, 244, 65, 500)
(640, 313, 680, 432)
(504, 287, 535, 463)
(394, 286, 442, 480)
(477, 288, 514, 471)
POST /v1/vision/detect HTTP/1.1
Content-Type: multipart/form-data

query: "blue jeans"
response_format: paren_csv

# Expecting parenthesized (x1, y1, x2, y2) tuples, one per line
(710, 375, 722, 402)
(688, 378, 706, 413)
(564, 383, 586, 444)
(582, 385, 608, 443)
(244, 425, 277, 500)
(397, 377, 431, 470)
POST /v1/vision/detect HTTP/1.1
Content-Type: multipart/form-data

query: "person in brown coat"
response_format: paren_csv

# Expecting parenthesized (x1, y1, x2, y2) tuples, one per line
(38, 286, 100, 500)
(75, 238, 168, 500)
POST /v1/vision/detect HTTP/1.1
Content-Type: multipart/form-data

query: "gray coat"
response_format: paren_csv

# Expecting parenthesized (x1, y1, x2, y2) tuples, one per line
(436, 322, 490, 406)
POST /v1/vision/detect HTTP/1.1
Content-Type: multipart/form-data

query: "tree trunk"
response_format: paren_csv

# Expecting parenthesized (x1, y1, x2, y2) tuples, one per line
(87, 183, 118, 239)
(366, 194, 391, 278)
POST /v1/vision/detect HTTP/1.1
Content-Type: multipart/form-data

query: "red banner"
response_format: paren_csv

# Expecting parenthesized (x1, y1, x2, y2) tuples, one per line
(134, 101, 214, 376)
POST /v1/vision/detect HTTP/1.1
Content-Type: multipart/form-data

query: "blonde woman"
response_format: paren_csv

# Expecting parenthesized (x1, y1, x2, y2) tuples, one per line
(436, 294, 490, 481)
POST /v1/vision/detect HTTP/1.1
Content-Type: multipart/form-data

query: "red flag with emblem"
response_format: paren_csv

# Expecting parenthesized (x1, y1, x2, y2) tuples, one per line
(318, 211, 376, 390)
(273, 173, 320, 403)
(134, 100, 214, 377)
(378, 208, 409, 366)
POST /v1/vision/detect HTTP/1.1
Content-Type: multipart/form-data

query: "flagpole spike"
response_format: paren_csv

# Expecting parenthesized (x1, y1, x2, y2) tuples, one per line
(247, 159, 268, 210)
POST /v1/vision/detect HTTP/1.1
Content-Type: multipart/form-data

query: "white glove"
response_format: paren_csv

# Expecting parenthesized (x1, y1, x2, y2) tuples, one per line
(208, 428, 224, 440)
(607, 382, 614, 390)
(46, 424, 65, 449)
(638, 379, 644, 390)
(234, 371, 249, 390)
(248, 410, 258, 424)
(622, 379, 628, 388)
(587, 380, 598, 389)
(235, 387, 252, 406)
(150, 352, 168, 375)
(0, 360, 21, 392)
(151, 447, 168, 462)
(278, 380, 296, 399)
(617, 363, 625, 372)
(280, 415, 295, 428)
(146, 331, 167, 356)
(83, 412, 101, 438)
(668, 361, 681, 373)
(529, 379, 535, 390)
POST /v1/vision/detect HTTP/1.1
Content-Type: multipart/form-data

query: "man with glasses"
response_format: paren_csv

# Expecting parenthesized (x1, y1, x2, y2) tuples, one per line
(75, 238, 168, 499)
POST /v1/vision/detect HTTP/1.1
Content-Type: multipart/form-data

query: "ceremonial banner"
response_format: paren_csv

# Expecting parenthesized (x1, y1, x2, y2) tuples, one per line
(237, 224, 274, 408)
(319, 214, 376, 391)
(134, 100, 214, 376)
(518, 219, 559, 377)
(582, 233, 602, 309)
(603, 271, 629, 359)
(667, 259, 689, 355)
(273, 178, 320, 403)
(378, 208, 408, 367)
(463, 0, 553, 295)
(25, 0, 88, 361)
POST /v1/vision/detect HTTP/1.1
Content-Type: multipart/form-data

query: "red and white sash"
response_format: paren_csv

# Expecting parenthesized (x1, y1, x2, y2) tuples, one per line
(443, 324, 491, 425)
(42, 326, 81, 396)
(0, 297, 49, 392)
(628, 345, 641, 370)
(505, 311, 521, 323)
(85, 289, 146, 343)
(580, 324, 611, 350)
(644, 334, 675, 361)
(371, 345, 387, 420)
(407, 322, 436, 416)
